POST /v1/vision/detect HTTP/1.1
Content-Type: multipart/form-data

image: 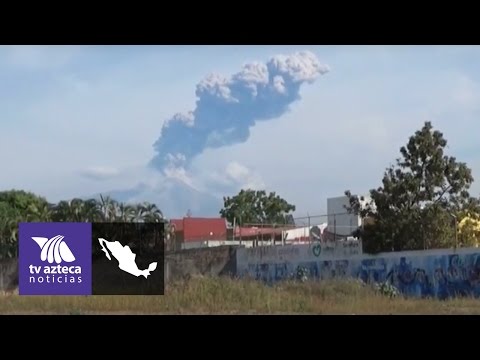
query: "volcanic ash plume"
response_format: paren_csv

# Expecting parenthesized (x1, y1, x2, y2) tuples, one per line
(150, 50, 330, 172)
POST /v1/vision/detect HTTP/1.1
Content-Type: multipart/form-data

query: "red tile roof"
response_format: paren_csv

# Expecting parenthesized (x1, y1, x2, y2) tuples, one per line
(170, 219, 184, 232)
(172, 217, 227, 242)
(234, 226, 285, 237)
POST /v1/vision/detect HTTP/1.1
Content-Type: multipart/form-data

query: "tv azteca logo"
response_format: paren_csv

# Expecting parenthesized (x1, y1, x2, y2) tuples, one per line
(19, 223, 92, 295)
(28, 235, 82, 285)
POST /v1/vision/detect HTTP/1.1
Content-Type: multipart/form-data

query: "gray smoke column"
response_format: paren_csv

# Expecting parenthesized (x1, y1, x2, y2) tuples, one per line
(151, 51, 330, 171)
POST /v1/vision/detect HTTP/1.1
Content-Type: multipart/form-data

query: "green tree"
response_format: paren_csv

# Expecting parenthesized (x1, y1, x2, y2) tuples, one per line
(345, 121, 476, 253)
(219, 189, 296, 226)
(52, 198, 92, 222)
(142, 202, 164, 223)
(0, 190, 52, 257)
(98, 195, 118, 222)
(0, 189, 168, 258)
(458, 211, 480, 247)
(0, 202, 20, 258)
(0, 190, 50, 217)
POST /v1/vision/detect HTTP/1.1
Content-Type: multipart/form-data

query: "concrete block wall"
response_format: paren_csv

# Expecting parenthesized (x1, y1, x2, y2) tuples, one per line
(6, 243, 480, 300)
(165, 246, 237, 282)
(236, 245, 480, 299)
(0, 246, 238, 292)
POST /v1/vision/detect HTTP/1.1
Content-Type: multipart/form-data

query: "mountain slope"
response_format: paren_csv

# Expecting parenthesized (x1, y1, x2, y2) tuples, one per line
(92, 179, 223, 219)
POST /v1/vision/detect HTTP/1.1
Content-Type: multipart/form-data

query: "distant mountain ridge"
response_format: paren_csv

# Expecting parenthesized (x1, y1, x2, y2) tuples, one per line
(89, 178, 223, 219)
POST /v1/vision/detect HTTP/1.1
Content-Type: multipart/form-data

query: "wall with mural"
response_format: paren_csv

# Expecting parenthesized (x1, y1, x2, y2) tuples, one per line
(236, 239, 362, 265)
(236, 244, 480, 299)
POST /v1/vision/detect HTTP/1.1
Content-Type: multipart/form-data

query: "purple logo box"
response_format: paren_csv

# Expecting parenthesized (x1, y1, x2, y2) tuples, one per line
(19, 222, 92, 295)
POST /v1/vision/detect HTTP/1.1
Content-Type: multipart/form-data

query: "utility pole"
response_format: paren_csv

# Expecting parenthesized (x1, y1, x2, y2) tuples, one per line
(334, 213, 337, 242)
(450, 213, 458, 249)
(307, 213, 311, 243)
(239, 214, 242, 246)
(233, 217, 236, 242)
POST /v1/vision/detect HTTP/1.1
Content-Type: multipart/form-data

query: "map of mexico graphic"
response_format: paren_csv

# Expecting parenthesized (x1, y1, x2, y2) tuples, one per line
(91, 222, 165, 295)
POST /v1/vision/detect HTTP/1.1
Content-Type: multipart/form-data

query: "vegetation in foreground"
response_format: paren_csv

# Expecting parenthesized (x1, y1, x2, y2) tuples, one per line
(2, 277, 480, 315)
(0, 192, 165, 258)
(346, 121, 480, 254)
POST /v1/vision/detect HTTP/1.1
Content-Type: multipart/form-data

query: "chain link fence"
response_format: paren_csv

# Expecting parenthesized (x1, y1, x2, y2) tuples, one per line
(227, 211, 362, 246)
(293, 212, 362, 240)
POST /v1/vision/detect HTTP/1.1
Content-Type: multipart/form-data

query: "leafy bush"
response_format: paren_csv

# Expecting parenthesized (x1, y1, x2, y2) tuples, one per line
(374, 281, 400, 298)
(295, 266, 309, 283)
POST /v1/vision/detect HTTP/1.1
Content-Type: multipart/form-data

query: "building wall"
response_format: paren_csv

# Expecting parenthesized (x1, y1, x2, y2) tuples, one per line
(2, 246, 238, 292)
(165, 246, 237, 282)
(237, 240, 362, 269)
(327, 196, 361, 236)
(236, 245, 480, 299)
(181, 240, 269, 250)
(327, 195, 372, 236)
(282, 224, 328, 242)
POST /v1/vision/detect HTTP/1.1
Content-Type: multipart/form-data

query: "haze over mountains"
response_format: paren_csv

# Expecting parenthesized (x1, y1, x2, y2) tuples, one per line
(95, 178, 222, 218)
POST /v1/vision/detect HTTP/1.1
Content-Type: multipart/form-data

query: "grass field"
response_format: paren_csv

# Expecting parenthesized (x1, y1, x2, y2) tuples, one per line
(2, 277, 480, 314)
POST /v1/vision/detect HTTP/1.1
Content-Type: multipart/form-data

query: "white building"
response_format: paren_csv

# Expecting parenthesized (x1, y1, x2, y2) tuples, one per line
(327, 195, 372, 236)
(282, 223, 328, 243)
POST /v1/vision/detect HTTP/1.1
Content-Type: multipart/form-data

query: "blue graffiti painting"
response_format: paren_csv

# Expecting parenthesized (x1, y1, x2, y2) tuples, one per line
(386, 258, 433, 298)
(259, 264, 270, 283)
(446, 254, 468, 297)
(275, 263, 288, 281)
(239, 247, 480, 299)
(357, 258, 387, 284)
(298, 261, 319, 279)
(383, 253, 480, 299)
(467, 255, 480, 296)
(320, 261, 334, 280)
(433, 267, 449, 299)
(335, 260, 349, 278)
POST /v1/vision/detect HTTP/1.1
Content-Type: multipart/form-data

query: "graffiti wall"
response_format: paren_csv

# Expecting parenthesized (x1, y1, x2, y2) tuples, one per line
(236, 245, 480, 299)
(237, 239, 362, 265)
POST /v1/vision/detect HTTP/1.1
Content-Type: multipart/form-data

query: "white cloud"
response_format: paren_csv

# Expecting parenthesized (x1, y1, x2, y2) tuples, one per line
(225, 161, 265, 190)
(269, 50, 330, 83)
(163, 166, 198, 190)
(272, 75, 287, 94)
(80, 166, 120, 180)
(225, 161, 250, 180)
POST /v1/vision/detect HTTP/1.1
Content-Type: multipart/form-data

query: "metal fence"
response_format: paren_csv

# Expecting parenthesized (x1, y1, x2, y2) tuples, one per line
(166, 211, 363, 242)
(171, 212, 361, 246)
(0, 211, 364, 257)
(292, 212, 361, 239)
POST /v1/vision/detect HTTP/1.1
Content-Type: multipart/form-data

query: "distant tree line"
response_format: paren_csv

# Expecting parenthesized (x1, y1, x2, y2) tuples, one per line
(219, 189, 296, 227)
(0, 192, 164, 258)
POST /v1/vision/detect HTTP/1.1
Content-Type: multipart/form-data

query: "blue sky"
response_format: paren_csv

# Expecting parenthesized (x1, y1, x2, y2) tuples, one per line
(1, 45, 480, 218)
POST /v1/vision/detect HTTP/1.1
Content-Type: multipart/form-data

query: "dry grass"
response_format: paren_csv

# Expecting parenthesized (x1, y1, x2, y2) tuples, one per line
(2, 277, 480, 314)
